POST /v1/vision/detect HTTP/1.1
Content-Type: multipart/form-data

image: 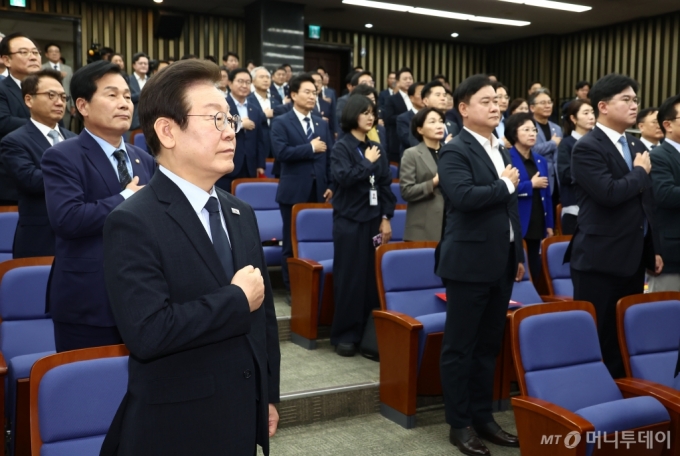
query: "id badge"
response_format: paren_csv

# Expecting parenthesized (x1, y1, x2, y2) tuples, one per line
(369, 188, 378, 206)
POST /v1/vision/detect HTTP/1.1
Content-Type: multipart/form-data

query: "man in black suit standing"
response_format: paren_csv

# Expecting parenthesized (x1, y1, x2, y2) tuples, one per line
(565, 74, 662, 379)
(437, 75, 523, 455)
(378, 70, 396, 113)
(1, 69, 76, 258)
(101, 59, 280, 455)
(384, 67, 414, 163)
(0, 32, 42, 205)
(649, 94, 680, 292)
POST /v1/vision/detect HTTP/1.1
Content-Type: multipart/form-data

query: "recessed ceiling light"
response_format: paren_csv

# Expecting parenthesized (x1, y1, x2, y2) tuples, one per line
(342, 0, 530, 26)
(365, 23, 373, 28)
(499, 0, 591, 13)
(153, 0, 163, 3)
(451, 33, 460, 38)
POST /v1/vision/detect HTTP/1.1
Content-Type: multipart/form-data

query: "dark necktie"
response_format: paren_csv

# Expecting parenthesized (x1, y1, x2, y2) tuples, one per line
(112, 150, 133, 189)
(54, 64, 58, 70)
(204, 197, 235, 279)
(304, 117, 313, 140)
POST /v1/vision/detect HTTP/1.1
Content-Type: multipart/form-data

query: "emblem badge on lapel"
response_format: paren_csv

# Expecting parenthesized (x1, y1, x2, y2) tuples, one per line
(231, 208, 240, 215)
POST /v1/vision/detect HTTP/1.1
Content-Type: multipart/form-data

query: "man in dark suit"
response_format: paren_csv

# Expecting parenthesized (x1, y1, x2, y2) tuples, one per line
(384, 67, 414, 163)
(128, 52, 149, 131)
(316, 66, 336, 105)
(270, 65, 288, 105)
(311, 71, 336, 136)
(335, 71, 374, 131)
(396, 81, 425, 156)
(378, 70, 396, 114)
(42, 61, 155, 353)
(100, 59, 280, 456)
(0, 33, 42, 205)
(249, 66, 281, 160)
(649, 94, 680, 292)
(437, 75, 523, 455)
(565, 73, 662, 379)
(271, 74, 335, 298)
(218, 68, 267, 192)
(1, 69, 76, 258)
(401, 81, 460, 151)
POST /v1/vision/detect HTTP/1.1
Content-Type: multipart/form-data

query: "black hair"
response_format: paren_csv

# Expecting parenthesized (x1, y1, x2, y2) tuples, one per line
(289, 74, 316, 94)
(528, 80, 541, 89)
(407, 81, 425, 97)
(204, 55, 216, 64)
(218, 65, 229, 73)
(180, 54, 198, 60)
(70, 61, 124, 121)
(350, 84, 378, 100)
(281, 63, 292, 70)
(657, 95, 680, 135)
(21, 68, 63, 98)
(433, 74, 448, 83)
(387, 70, 396, 77)
(0, 32, 30, 56)
(132, 52, 148, 64)
(396, 67, 413, 82)
(508, 98, 528, 115)
(636, 107, 658, 126)
(316, 65, 326, 72)
(453, 74, 493, 115)
(350, 71, 373, 87)
(528, 88, 552, 106)
(246, 59, 255, 66)
(588, 73, 639, 117)
(575, 80, 591, 91)
(411, 107, 444, 142)
(340, 95, 375, 133)
(421, 80, 446, 100)
(563, 99, 592, 136)
(353, 65, 364, 71)
(505, 112, 536, 146)
(493, 81, 509, 93)
(345, 70, 359, 85)
(228, 67, 251, 82)
(222, 51, 239, 61)
(44, 42, 61, 53)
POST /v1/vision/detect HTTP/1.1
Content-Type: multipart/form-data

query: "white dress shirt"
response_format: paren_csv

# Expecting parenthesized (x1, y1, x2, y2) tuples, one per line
(464, 127, 515, 242)
(30, 118, 63, 144)
(229, 94, 249, 120)
(10, 73, 22, 89)
(640, 137, 660, 150)
(253, 91, 272, 126)
(596, 122, 627, 159)
(158, 165, 231, 246)
(84, 128, 134, 199)
(399, 90, 413, 111)
(50, 61, 61, 71)
(134, 72, 148, 90)
(293, 107, 315, 153)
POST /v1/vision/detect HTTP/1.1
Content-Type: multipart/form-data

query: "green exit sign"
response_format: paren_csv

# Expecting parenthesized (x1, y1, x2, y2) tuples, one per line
(9, 0, 27, 7)
(308, 25, 321, 40)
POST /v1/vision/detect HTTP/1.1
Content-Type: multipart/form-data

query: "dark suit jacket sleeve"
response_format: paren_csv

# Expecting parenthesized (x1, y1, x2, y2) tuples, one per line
(129, 77, 141, 104)
(256, 112, 267, 169)
(323, 125, 336, 193)
(331, 140, 375, 188)
(438, 145, 512, 213)
(270, 120, 314, 162)
(1, 134, 44, 194)
(397, 113, 411, 149)
(378, 150, 396, 218)
(571, 140, 649, 207)
(384, 97, 396, 127)
(650, 150, 680, 209)
(42, 147, 125, 239)
(0, 87, 28, 137)
(104, 207, 253, 361)
(557, 139, 573, 187)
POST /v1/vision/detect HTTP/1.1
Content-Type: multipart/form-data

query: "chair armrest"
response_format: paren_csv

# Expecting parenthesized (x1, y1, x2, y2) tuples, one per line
(540, 295, 573, 302)
(616, 378, 680, 411)
(287, 257, 323, 271)
(0, 351, 7, 376)
(512, 396, 595, 433)
(373, 310, 423, 331)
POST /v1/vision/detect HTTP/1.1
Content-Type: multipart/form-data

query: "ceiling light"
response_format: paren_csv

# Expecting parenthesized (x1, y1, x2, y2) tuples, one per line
(365, 23, 373, 28)
(451, 33, 459, 38)
(499, 0, 591, 13)
(342, 0, 530, 26)
(153, 0, 162, 3)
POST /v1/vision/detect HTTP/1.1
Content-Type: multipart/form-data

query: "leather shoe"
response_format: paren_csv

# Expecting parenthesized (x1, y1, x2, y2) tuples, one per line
(449, 426, 490, 456)
(474, 421, 519, 447)
(336, 343, 356, 357)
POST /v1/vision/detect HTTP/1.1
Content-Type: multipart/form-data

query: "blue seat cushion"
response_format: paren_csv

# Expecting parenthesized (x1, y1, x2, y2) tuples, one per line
(0, 319, 55, 362)
(255, 211, 283, 242)
(625, 300, 680, 355)
(576, 396, 669, 456)
(390, 210, 406, 242)
(235, 183, 278, 210)
(41, 435, 106, 456)
(511, 281, 542, 305)
(385, 288, 446, 318)
(630, 351, 680, 389)
(7, 351, 55, 420)
(0, 266, 51, 320)
(263, 246, 282, 267)
(553, 279, 573, 297)
(381, 248, 440, 292)
(298, 242, 333, 263)
(416, 312, 446, 371)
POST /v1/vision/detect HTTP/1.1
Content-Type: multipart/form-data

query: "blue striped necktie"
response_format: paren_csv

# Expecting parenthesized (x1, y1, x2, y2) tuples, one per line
(618, 136, 633, 170)
(304, 117, 313, 140)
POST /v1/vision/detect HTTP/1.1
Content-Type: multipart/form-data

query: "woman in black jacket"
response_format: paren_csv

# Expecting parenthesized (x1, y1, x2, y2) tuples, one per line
(330, 95, 396, 357)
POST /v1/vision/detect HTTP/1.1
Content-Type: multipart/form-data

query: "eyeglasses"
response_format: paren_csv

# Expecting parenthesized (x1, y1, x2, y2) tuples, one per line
(33, 91, 70, 102)
(298, 89, 318, 97)
(532, 100, 553, 106)
(8, 49, 41, 58)
(497, 95, 510, 100)
(519, 127, 538, 134)
(186, 112, 241, 133)
(232, 79, 252, 86)
(614, 96, 640, 106)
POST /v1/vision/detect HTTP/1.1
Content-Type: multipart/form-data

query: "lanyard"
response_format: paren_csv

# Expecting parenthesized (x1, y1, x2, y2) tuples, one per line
(357, 147, 376, 188)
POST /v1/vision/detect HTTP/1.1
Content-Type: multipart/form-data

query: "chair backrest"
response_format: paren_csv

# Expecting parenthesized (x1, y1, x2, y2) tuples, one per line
(233, 179, 282, 242)
(264, 160, 275, 178)
(377, 243, 444, 319)
(0, 262, 54, 360)
(389, 163, 399, 180)
(618, 293, 680, 389)
(390, 181, 406, 205)
(0, 212, 18, 254)
(292, 204, 334, 261)
(390, 209, 406, 242)
(542, 235, 573, 297)
(132, 132, 148, 152)
(511, 302, 623, 413)
(30, 345, 130, 456)
(511, 252, 542, 305)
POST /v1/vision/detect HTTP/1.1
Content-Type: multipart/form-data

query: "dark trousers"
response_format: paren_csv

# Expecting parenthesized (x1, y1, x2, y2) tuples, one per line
(280, 181, 318, 290)
(571, 262, 645, 379)
(524, 238, 542, 283)
(330, 215, 381, 345)
(216, 164, 253, 194)
(561, 213, 578, 235)
(440, 245, 515, 429)
(54, 321, 122, 353)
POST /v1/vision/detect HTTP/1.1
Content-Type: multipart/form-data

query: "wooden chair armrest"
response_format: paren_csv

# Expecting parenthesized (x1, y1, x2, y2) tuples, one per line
(287, 257, 323, 271)
(288, 257, 325, 342)
(616, 378, 680, 410)
(540, 295, 573, 302)
(0, 351, 7, 376)
(373, 310, 423, 331)
(512, 396, 595, 433)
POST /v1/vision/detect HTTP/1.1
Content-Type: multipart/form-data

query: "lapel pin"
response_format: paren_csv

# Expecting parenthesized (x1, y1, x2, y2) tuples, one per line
(632, 142, 635, 146)
(231, 208, 240, 215)
(135, 158, 140, 163)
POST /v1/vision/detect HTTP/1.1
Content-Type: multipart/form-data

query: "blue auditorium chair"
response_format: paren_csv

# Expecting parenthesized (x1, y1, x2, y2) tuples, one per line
(373, 242, 444, 428)
(389, 162, 399, 180)
(0, 258, 55, 456)
(264, 159, 275, 178)
(132, 132, 148, 153)
(541, 235, 574, 298)
(617, 292, 680, 391)
(29, 345, 129, 456)
(232, 178, 282, 267)
(0, 212, 18, 263)
(390, 180, 406, 205)
(511, 301, 679, 455)
(288, 203, 334, 349)
(390, 208, 406, 242)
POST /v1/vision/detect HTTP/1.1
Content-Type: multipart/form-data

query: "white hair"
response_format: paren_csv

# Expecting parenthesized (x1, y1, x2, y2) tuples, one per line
(250, 66, 270, 80)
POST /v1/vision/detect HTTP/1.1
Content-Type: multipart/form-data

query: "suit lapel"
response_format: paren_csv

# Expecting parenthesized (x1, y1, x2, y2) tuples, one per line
(24, 120, 52, 152)
(216, 191, 249, 270)
(4, 78, 29, 117)
(416, 142, 437, 176)
(593, 127, 630, 174)
(289, 110, 309, 144)
(126, 147, 150, 181)
(461, 129, 498, 178)
(79, 130, 126, 195)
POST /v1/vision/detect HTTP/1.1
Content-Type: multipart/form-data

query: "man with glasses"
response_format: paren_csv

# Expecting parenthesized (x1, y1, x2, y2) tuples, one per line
(217, 67, 267, 192)
(42, 43, 73, 130)
(565, 74, 662, 379)
(42, 60, 155, 352)
(0, 32, 42, 204)
(529, 88, 562, 201)
(271, 74, 334, 304)
(637, 107, 664, 150)
(0, 69, 76, 258)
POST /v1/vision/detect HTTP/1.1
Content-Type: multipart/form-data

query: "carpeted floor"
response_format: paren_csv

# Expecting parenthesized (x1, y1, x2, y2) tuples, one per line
(259, 408, 520, 456)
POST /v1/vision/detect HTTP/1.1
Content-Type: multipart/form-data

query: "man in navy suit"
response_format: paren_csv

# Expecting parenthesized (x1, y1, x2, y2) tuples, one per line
(270, 66, 288, 105)
(42, 61, 155, 353)
(127, 52, 149, 131)
(565, 74, 662, 379)
(249, 66, 281, 160)
(1, 69, 76, 258)
(0, 33, 42, 204)
(271, 74, 335, 296)
(383, 67, 414, 163)
(378, 70, 396, 113)
(401, 80, 460, 151)
(218, 68, 267, 192)
(316, 66, 336, 105)
(396, 81, 425, 156)
(311, 72, 336, 136)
